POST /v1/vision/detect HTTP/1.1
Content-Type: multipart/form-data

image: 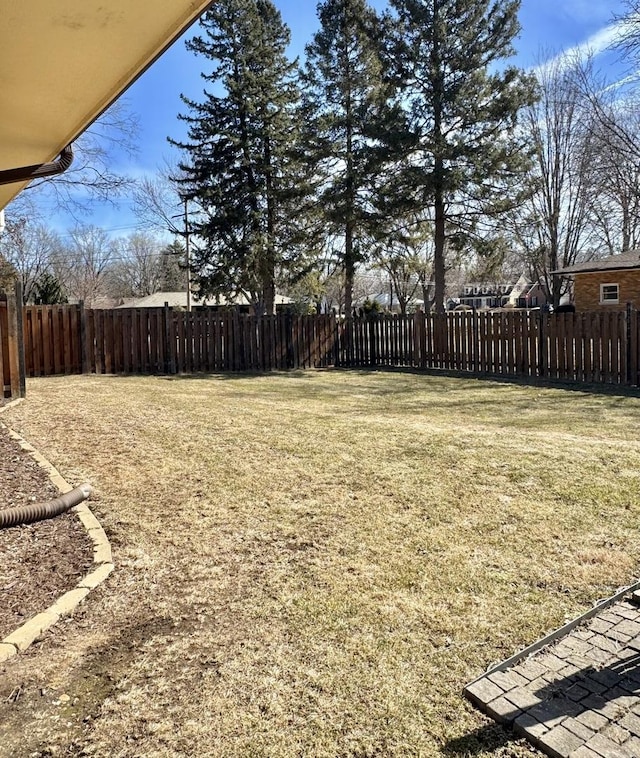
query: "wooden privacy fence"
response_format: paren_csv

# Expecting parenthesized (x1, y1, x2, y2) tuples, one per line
(22, 307, 338, 376)
(20, 304, 640, 388)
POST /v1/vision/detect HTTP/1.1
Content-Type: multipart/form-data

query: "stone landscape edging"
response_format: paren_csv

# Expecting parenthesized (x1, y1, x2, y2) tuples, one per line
(0, 398, 113, 663)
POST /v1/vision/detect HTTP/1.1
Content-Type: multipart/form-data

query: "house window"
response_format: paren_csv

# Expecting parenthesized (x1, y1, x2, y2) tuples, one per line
(600, 283, 619, 304)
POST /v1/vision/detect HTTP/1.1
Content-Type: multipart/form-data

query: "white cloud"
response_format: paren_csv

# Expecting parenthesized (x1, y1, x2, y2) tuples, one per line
(602, 70, 640, 93)
(561, 19, 629, 60)
(531, 18, 632, 76)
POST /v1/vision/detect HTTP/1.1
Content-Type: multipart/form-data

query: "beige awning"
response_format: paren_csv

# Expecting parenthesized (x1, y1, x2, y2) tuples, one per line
(0, 0, 213, 210)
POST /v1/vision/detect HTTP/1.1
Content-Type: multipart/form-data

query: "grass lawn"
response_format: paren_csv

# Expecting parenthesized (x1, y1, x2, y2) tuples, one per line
(2, 370, 640, 757)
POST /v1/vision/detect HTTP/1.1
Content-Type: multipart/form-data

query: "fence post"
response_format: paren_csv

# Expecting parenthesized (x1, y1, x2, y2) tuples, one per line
(6, 281, 25, 398)
(14, 280, 26, 397)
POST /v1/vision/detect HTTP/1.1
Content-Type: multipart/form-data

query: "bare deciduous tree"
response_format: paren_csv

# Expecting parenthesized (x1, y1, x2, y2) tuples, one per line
(0, 217, 63, 303)
(55, 226, 117, 306)
(511, 54, 598, 308)
(107, 232, 166, 299)
(571, 54, 640, 257)
(371, 221, 432, 313)
(133, 170, 186, 238)
(6, 101, 138, 219)
(587, 101, 640, 255)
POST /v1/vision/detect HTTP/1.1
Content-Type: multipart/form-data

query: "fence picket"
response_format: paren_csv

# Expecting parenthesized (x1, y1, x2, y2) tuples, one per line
(630, 308, 639, 386)
(111, 310, 120, 373)
(604, 311, 612, 383)
(35, 307, 46, 378)
(617, 312, 625, 384)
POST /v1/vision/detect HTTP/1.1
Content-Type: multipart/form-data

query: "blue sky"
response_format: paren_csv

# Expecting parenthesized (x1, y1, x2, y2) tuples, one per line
(35, 0, 633, 236)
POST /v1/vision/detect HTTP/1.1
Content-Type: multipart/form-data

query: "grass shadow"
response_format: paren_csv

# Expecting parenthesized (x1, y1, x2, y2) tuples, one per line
(355, 365, 640, 400)
(157, 369, 317, 382)
(154, 364, 640, 400)
(442, 722, 518, 756)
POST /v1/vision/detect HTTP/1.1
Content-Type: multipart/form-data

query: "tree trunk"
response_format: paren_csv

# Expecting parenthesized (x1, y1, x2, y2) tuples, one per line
(552, 272, 561, 309)
(344, 221, 355, 317)
(433, 183, 446, 314)
(344, 67, 355, 317)
(263, 277, 275, 316)
(263, 133, 276, 316)
(431, 1, 446, 315)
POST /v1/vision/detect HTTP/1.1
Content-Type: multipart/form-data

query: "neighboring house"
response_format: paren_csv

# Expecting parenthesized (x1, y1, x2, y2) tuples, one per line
(64, 295, 120, 309)
(118, 291, 204, 309)
(457, 274, 554, 310)
(458, 275, 532, 309)
(555, 250, 640, 311)
(520, 280, 550, 309)
(458, 282, 511, 309)
(506, 273, 557, 308)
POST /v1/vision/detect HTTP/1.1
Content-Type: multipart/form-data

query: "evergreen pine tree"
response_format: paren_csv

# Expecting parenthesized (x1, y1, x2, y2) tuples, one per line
(31, 273, 68, 305)
(385, 0, 537, 312)
(171, 0, 302, 315)
(159, 241, 188, 292)
(303, 0, 389, 316)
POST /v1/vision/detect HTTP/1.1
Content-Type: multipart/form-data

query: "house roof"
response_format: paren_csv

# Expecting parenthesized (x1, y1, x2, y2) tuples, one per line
(118, 292, 197, 309)
(554, 250, 640, 276)
(0, 0, 213, 210)
(118, 292, 293, 308)
(357, 293, 424, 308)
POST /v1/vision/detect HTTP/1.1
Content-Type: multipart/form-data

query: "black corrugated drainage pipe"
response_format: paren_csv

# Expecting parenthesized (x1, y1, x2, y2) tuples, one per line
(0, 144, 74, 186)
(0, 484, 92, 529)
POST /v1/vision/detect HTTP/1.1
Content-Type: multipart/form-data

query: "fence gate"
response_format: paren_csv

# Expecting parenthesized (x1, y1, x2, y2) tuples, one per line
(0, 281, 25, 401)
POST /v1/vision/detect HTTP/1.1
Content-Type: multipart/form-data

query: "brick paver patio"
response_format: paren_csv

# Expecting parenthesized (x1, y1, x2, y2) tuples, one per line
(464, 593, 640, 758)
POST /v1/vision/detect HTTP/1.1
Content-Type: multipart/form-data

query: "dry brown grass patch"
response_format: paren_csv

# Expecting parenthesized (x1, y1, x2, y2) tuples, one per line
(1, 371, 639, 756)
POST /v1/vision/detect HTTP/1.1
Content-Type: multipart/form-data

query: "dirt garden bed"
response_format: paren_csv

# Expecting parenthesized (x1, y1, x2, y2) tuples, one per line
(0, 424, 94, 640)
